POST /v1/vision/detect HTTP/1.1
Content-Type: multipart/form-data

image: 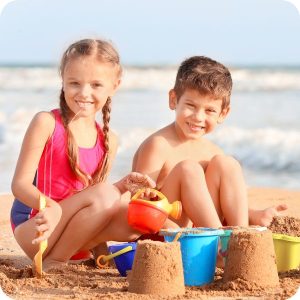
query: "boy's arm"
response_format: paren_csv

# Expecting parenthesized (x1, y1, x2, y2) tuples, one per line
(132, 136, 167, 184)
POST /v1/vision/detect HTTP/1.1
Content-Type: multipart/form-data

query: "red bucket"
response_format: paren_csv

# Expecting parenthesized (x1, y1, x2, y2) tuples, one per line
(127, 200, 168, 234)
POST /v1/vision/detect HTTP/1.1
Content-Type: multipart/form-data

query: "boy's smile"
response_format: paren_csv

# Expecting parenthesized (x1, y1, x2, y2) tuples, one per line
(169, 88, 229, 140)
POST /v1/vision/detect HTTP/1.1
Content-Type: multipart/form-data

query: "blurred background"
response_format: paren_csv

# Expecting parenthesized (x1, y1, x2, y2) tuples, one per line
(0, 0, 300, 193)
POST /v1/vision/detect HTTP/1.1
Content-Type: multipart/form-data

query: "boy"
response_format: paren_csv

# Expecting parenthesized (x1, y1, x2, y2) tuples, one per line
(132, 56, 286, 229)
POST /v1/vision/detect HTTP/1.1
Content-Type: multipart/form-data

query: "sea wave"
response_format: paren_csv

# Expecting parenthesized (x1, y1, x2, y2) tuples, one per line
(0, 66, 299, 92)
(210, 126, 300, 172)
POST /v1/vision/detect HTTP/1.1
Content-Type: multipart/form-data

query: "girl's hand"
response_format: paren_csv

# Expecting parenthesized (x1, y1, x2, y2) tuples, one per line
(32, 201, 62, 245)
(115, 172, 156, 195)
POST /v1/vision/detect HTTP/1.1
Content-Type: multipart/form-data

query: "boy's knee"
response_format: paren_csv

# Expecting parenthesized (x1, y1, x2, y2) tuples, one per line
(210, 155, 242, 173)
(176, 159, 205, 177)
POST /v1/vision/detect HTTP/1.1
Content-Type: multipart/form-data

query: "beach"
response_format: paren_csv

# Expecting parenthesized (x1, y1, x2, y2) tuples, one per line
(1, 188, 300, 299)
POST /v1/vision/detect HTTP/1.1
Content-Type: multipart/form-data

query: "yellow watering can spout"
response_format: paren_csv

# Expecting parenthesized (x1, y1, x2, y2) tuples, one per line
(170, 201, 182, 220)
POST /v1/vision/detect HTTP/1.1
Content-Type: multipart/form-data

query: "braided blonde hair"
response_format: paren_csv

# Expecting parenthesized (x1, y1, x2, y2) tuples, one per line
(59, 39, 122, 187)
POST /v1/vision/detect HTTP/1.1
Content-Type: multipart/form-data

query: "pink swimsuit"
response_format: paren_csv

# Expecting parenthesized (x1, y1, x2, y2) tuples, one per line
(10, 109, 106, 232)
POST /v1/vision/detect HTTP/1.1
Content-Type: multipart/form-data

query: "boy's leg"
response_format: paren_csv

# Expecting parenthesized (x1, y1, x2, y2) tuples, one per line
(14, 182, 121, 262)
(159, 160, 222, 228)
(205, 155, 248, 226)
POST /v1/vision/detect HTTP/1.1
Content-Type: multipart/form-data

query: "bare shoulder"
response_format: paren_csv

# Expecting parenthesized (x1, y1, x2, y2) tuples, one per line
(132, 126, 171, 173)
(137, 127, 171, 155)
(29, 111, 55, 136)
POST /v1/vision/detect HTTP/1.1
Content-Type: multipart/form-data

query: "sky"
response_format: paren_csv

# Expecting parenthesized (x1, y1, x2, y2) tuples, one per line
(0, 0, 300, 66)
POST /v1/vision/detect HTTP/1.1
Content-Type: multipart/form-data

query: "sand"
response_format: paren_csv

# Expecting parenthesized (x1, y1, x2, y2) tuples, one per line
(1, 187, 300, 299)
(223, 229, 279, 288)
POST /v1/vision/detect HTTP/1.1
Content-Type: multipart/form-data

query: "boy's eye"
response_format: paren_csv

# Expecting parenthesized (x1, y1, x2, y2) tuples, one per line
(186, 103, 195, 108)
(92, 82, 102, 88)
(207, 108, 217, 113)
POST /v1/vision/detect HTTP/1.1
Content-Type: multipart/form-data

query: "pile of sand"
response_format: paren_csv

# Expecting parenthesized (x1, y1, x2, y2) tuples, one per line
(223, 229, 279, 288)
(269, 216, 300, 237)
(128, 240, 185, 295)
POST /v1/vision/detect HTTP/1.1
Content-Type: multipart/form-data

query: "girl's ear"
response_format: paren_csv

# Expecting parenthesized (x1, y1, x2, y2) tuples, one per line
(169, 89, 177, 110)
(217, 106, 230, 123)
(110, 79, 121, 96)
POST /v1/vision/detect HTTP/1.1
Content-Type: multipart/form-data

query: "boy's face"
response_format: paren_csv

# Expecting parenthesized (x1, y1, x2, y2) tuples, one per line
(169, 88, 230, 140)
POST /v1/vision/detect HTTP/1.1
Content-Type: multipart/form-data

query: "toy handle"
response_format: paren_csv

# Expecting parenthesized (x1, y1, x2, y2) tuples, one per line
(131, 188, 166, 201)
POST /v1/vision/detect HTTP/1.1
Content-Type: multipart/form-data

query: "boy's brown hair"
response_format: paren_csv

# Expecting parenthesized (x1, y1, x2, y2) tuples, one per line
(173, 56, 232, 109)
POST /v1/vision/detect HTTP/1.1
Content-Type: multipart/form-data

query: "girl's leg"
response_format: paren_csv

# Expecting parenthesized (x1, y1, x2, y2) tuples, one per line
(160, 160, 222, 228)
(82, 192, 141, 247)
(205, 155, 248, 226)
(14, 182, 121, 262)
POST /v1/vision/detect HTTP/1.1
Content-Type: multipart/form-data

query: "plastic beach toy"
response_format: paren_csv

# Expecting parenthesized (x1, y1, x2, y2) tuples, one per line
(273, 233, 300, 272)
(127, 189, 182, 234)
(97, 242, 137, 276)
(160, 227, 224, 286)
(96, 245, 133, 268)
(33, 194, 48, 278)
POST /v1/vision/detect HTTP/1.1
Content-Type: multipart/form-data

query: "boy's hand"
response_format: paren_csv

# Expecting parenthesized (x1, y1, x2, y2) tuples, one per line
(119, 172, 156, 195)
(32, 202, 62, 244)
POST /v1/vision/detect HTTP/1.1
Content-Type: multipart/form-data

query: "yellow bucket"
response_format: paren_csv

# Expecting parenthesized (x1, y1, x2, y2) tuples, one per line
(273, 233, 300, 272)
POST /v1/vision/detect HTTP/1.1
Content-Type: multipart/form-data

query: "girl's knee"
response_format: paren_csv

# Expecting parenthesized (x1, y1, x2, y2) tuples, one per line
(90, 183, 121, 215)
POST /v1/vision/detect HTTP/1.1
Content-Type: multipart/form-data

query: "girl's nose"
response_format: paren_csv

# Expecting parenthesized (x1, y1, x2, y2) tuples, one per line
(79, 85, 91, 98)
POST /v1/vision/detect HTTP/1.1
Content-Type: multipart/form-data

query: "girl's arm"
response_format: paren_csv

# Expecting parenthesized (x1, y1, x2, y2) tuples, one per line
(11, 111, 57, 209)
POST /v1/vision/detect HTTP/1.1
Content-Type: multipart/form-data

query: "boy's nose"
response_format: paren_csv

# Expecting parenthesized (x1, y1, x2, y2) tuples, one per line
(193, 109, 205, 121)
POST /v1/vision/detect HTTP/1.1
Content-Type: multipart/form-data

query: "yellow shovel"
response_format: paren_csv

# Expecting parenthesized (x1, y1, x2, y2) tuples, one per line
(33, 194, 48, 278)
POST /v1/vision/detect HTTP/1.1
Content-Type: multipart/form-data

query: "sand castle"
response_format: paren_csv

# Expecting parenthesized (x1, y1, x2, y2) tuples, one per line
(223, 228, 279, 288)
(128, 240, 185, 295)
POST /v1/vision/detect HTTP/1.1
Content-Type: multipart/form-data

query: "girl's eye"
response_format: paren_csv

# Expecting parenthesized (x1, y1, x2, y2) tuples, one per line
(69, 81, 79, 86)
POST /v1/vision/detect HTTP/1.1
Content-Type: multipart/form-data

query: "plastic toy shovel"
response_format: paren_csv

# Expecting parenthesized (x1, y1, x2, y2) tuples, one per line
(33, 194, 48, 278)
(96, 245, 133, 268)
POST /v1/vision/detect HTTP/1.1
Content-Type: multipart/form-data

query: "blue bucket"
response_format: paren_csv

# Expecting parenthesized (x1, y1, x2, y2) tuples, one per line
(161, 228, 223, 286)
(220, 229, 233, 256)
(108, 242, 137, 277)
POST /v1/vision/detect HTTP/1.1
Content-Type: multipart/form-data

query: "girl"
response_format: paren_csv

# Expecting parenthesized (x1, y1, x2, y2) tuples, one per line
(10, 39, 154, 270)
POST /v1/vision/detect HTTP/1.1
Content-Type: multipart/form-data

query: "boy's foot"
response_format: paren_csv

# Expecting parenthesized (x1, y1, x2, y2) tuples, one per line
(250, 204, 288, 227)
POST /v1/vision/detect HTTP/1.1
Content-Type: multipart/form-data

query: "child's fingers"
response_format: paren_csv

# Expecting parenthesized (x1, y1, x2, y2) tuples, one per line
(35, 223, 50, 233)
(32, 234, 48, 245)
(144, 175, 156, 188)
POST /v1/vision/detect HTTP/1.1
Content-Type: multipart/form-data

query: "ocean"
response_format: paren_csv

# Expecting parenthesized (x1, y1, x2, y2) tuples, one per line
(0, 65, 300, 193)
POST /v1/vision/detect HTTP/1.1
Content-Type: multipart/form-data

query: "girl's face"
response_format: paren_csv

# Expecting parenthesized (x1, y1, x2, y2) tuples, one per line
(62, 56, 120, 118)
(169, 88, 229, 140)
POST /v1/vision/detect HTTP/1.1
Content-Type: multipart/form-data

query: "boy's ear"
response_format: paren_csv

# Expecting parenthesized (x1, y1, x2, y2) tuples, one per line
(217, 106, 230, 123)
(169, 89, 177, 110)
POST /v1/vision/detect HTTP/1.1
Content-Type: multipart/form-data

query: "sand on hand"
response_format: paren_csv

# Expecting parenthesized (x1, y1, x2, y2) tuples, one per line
(128, 240, 185, 295)
(223, 228, 279, 288)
